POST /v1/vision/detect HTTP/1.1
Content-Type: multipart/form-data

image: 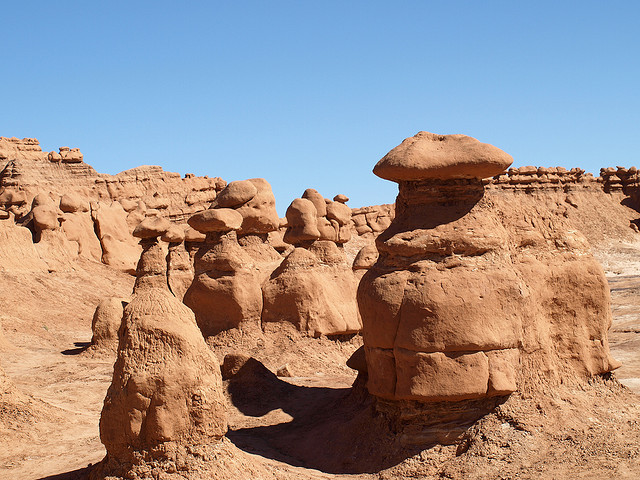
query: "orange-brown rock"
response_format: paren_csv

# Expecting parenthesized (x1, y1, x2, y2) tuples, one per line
(373, 131, 514, 182)
(262, 190, 361, 336)
(0, 136, 227, 271)
(359, 132, 619, 403)
(184, 179, 282, 337)
(184, 230, 266, 337)
(188, 208, 243, 233)
(262, 238, 361, 336)
(98, 231, 226, 473)
(90, 297, 128, 352)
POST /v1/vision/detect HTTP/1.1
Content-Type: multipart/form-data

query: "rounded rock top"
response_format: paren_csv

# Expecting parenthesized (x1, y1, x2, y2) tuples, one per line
(161, 224, 186, 243)
(373, 131, 513, 182)
(188, 208, 243, 233)
(133, 216, 171, 239)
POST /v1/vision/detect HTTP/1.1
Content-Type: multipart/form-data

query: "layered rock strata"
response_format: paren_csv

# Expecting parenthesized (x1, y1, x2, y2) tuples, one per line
(0, 137, 225, 272)
(358, 131, 620, 403)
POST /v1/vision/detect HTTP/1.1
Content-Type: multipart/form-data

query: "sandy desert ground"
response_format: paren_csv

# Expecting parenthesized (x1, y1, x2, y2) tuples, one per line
(1, 239, 639, 480)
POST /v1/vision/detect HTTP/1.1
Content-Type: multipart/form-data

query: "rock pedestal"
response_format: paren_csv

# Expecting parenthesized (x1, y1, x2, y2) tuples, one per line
(358, 131, 619, 403)
(184, 180, 282, 337)
(97, 220, 227, 474)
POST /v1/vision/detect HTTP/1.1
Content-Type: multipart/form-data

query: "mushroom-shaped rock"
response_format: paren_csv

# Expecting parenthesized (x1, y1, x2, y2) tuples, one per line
(359, 131, 619, 405)
(98, 240, 227, 473)
(215, 180, 258, 208)
(188, 208, 243, 233)
(132, 216, 171, 239)
(333, 194, 349, 203)
(373, 131, 513, 182)
(233, 178, 280, 235)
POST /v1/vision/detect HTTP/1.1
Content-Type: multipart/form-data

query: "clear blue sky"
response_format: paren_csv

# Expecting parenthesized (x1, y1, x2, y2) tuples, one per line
(2, 1, 639, 214)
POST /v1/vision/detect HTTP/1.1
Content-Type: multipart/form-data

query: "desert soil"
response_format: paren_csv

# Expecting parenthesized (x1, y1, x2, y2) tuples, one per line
(1, 242, 640, 480)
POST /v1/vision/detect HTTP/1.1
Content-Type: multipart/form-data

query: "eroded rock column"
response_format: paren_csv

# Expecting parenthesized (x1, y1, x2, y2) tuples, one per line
(97, 216, 227, 475)
(359, 131, 619, 403)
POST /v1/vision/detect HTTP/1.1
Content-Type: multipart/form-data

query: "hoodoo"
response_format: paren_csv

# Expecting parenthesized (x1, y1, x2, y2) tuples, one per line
(262, 189, 361, 336)
(358, 131, 620, 403)
(184, 178, 282, 336)
(95, 216, 227, 477)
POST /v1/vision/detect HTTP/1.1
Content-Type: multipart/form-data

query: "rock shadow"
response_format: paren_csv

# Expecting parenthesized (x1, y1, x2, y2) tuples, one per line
(37, 465, 91, 479)
(225, 360, 474, 474)
(61, 341, 91, 355)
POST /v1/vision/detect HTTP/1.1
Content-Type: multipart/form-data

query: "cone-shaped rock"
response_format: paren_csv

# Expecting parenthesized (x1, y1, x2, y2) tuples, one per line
(98, 229, 227, 471)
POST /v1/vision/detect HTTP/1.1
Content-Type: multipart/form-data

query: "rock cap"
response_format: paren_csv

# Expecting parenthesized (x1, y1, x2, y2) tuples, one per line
(133, 216, 171, 239)
(374, 131, 513, 182)
(188, 208, 243, 233)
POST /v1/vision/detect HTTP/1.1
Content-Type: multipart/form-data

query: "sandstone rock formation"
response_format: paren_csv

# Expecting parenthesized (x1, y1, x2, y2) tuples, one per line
(0, 136, 226, 273)
(262, 189, 361, 336)
(97, 219, 226, 476)
(90, 297, 128, 352)
(162, 225, 193, 300)
(358, 131, 620, 403)
(0, 211, 48, 272)
(184, 179, 282, 337)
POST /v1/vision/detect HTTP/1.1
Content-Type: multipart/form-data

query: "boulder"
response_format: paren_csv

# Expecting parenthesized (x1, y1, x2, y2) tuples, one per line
(188, 208, 243, 233)
(90, 297, 128, 352)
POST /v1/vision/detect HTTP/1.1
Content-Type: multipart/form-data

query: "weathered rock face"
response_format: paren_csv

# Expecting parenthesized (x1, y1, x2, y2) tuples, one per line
(0, 212, 48, 272)
(262, 241, 361, 336)
(0, 136, 226, 273)
(262, 189, 361, 336)
(90, 297, 128, 352)
(98, 232, 226, 469)
(185, 230, 265, 336)
(358, 131, 619, 403)
(184, 180, 282, 337)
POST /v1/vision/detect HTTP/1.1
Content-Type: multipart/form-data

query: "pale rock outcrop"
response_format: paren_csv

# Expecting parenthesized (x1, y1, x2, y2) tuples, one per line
(27, 194, 78, 270)
(90, 297, 128, 352)
(262, 189, 361, 336)
(358, 131, 619, 403)
(92, 201, 141, 274)
(97, 220, 226, 475)
(1, 136, 227, 271)
(0, 213, 47, 272)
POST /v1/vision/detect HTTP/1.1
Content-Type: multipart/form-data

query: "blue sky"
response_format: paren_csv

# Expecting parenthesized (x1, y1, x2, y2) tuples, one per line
(2, 1, 639, 214)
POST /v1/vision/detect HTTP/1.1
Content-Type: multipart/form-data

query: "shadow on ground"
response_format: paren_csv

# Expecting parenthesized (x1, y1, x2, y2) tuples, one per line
(224, 359, 440, 474)
(37, 465, 91, 479)
(61, 341, 92, 355)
